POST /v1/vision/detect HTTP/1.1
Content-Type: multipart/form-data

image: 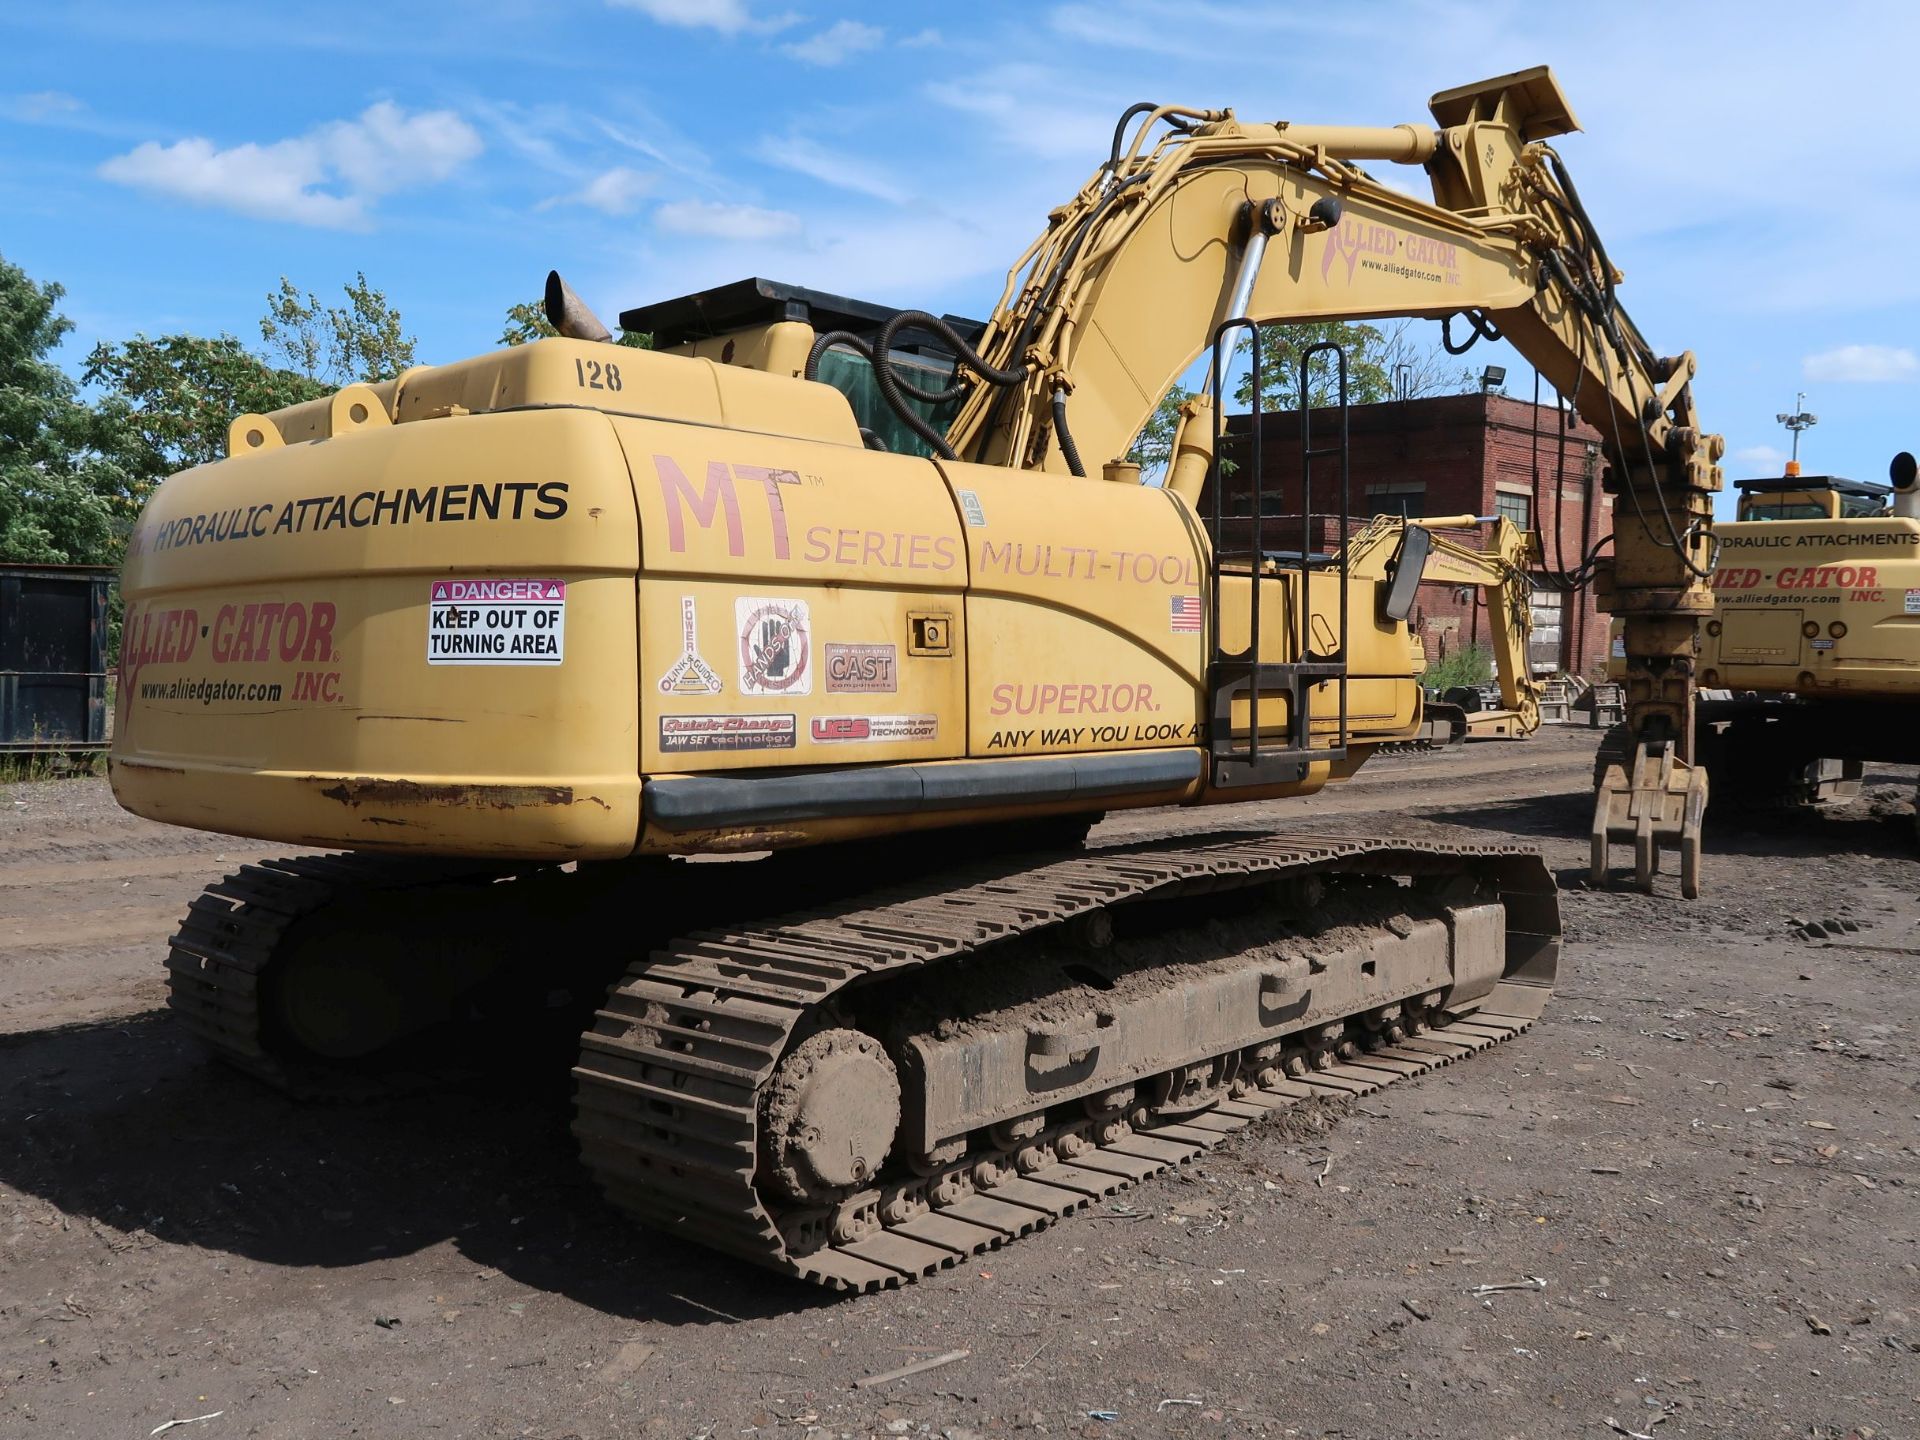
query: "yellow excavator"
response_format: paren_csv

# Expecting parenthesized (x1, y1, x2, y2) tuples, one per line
(1688, 458, 1920, 811)
(112, 67, 1715, 1290)
(1602, 456, 1920, 820)
(1347, 512, 1543, 746)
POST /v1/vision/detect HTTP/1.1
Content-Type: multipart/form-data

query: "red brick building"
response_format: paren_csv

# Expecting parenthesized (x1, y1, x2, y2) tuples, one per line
(1221, 392, 1612, 676)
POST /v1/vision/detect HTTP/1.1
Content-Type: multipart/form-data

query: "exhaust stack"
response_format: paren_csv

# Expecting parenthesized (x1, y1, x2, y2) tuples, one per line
(544, 270, 613, 343)
(1892, 451, 1920, 521)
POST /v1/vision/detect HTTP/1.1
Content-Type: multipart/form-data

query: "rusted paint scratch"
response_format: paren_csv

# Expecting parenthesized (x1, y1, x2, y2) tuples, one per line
(318, 777, 577, 811)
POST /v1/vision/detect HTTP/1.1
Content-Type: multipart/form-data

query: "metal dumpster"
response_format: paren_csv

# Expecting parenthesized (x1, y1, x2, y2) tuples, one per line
(0, 564, 112, 755)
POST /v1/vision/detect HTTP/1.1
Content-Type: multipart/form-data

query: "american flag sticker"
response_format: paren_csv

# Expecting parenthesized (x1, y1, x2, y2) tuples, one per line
(1170, 595, 1202, 633)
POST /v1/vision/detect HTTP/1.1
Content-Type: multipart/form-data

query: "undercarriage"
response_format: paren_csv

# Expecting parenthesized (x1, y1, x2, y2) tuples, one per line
(167, 831, 1559, 1290)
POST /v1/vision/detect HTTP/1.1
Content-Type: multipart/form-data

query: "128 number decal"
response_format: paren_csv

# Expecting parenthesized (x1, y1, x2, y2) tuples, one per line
(574, 358, 623, 392)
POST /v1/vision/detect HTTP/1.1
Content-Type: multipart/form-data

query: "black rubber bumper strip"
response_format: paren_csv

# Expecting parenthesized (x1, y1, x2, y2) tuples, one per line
(643, 749, 1202, 831)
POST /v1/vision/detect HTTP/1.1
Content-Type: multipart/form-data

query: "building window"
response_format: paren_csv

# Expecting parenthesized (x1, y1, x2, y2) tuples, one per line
(1494, 490, 1532, 531)
(1365, 482, 1426, 519)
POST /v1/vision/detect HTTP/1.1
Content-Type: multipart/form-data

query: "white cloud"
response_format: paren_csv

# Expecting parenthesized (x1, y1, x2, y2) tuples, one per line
(605, 0, 799, 35)
(5, 90, 84, 122)
(1732, 444, 1787, 472)
(608, 0, 752, 32)
(99, 102, 480, 230)
(899, 28, 942, 47)
(783, 19, 883, 66)
(102, 137, 366, 228)
(924, 65, 1114, 160)
(758, 133, 908, 204)
(655, 198, 801, 240)
(540, 165, 656, 215)
(318, 102, 482, 192)
(1803, 345, 1920, 384)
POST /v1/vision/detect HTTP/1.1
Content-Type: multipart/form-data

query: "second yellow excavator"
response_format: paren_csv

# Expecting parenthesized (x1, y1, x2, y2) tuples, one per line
(111, 68, 1711, 1289)
(1664, 458, 1920, 816)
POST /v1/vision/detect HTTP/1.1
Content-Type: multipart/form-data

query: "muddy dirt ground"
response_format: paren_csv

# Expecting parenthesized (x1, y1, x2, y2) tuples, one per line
(3, 726, 1915, 1440)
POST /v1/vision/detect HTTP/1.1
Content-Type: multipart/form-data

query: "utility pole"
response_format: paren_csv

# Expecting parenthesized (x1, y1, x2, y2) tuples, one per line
(1776, 391, 1817, 467)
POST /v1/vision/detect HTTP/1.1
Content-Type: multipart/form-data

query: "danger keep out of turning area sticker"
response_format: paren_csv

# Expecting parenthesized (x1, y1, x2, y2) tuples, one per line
(429, 578, 565, 665)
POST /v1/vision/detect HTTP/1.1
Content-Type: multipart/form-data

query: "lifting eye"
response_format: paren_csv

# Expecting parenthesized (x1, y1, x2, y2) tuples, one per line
(1828, 621, 1848, 639)
(1801, 620, 1820, 638)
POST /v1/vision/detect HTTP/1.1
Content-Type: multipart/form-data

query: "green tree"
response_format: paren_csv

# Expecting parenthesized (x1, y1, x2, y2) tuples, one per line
(1128, 385, 1195, 474)
(1232, 318, 1476, 411)
(0, 254, 127, 564)
(261, 272, 417, 385)
(1233, 319, 1392, 411)
(501, 299, 651, 349)
(83, 334, 325, 497)
(500, 300, 556, 347)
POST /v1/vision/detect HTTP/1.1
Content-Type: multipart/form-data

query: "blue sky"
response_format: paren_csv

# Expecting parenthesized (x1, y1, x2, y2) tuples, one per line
(2, 1, 1909, 508)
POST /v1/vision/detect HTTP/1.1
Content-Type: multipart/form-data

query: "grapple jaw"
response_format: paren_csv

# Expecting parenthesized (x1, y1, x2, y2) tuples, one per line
(1590, 740, 1708, 898)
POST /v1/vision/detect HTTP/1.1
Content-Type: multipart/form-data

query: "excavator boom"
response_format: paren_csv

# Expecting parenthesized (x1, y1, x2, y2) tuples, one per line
(919, 67, 1717, 889)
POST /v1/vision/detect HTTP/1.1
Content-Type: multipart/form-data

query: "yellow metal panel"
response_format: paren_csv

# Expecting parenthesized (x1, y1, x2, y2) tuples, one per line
(394, 340, 862, 445)
(638, 577, 963, 771)
(1214, 568, 1421, 741)
(1706, 516, 1920, 695)
(936, 462, 1205, 757)
(662, 321, 816, 379)
(252, 340, 862, 448)
(112, 408, 642, 857)
(615, 416, 967, 772)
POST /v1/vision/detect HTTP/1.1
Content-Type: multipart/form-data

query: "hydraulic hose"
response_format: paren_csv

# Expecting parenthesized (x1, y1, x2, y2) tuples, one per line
(976, 170, 1149, 459)
(1442, 310, 1503, 355)
(805, 329, 965, 404)
(1052, 390, 1087, 477)
(1105, 102, 1158, 175)
(871, 310, 1031, 461)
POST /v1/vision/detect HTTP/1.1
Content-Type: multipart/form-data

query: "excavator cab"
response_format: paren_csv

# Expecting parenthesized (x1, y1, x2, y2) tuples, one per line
(621, 277, 985, 459)
(1734, 474, 1890, 522)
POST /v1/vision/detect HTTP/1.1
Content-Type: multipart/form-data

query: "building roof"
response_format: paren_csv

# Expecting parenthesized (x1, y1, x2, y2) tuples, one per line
(1238, 389, 1602, 441)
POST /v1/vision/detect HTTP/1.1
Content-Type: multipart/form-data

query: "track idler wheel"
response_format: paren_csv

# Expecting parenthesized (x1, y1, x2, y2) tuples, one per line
(761, 1029, 901, 1205)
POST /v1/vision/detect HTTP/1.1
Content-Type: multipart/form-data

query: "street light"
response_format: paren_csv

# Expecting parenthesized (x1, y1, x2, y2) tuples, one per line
(1776, 391, 1817, 468)
(1480, 365, 1507, 394)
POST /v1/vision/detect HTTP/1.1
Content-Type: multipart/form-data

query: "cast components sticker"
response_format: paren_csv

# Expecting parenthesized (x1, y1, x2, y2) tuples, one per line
(429, 579, 564, 665)
(737, 597, 811, 696)
(824, 642, 896, 693)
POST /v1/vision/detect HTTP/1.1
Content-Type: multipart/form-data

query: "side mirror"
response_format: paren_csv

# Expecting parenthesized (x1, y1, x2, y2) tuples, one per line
(1382, 524, 1432, 623)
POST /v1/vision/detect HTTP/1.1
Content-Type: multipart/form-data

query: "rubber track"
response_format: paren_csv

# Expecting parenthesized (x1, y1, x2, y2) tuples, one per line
(165, 853, 510, 1096)
(572, 832, 1558, 1292)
